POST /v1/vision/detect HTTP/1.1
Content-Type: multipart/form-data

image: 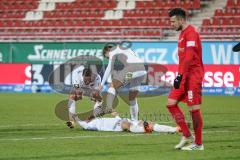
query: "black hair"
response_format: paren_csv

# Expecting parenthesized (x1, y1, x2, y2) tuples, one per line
(102, 43, 117, 57)
(143, 121, 149, 128)
(143, 121, 152, 133)
(232, 42, 240, 52)
(169, 8, 186, 19)
(82, 68, 92, 77)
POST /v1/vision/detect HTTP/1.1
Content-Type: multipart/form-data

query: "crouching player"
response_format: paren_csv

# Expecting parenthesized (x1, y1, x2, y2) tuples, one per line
(67, 68, 102, 128)
(72, 112, 181, 134)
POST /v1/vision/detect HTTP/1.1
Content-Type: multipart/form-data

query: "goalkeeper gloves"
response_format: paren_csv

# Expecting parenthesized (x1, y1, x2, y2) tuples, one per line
(174, 74, 182, 89)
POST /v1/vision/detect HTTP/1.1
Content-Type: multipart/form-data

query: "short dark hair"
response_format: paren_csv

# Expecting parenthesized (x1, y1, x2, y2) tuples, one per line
(143, 121, 152, 133)
(169, 8, 186, 19)
(102, 43, 117, 57)
(82, 68, 92, 77)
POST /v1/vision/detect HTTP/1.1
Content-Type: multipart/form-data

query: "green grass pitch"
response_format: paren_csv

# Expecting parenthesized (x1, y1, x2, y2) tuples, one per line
(0, 93, 240, 160)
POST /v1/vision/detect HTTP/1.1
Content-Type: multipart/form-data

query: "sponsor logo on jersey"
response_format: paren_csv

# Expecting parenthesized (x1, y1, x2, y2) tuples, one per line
(188, 90, 193, 102)
(187, 41, 196, 47)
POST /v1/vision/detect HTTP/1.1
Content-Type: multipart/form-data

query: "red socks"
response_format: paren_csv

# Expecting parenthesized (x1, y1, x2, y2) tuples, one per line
(167, 105, 191, 137)
(191, 109, 203, 145)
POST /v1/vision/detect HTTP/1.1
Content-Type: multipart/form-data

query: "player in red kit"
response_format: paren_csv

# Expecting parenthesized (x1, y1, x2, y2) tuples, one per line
(167, 8, 204, 150)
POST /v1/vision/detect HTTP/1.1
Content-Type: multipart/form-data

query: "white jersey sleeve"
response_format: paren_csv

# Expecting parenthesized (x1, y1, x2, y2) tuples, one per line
(77, 120, 89, 129)
(91, 74, 101, 90)
(100, 46, 123, 86)
(101, 45, 144, 86)
(101, 54, 114, 86)
(153, 124, 177, 133)
(72, 71, 82, 87)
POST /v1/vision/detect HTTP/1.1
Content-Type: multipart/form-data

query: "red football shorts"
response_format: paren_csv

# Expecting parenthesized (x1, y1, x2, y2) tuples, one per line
(168, 75, 203, 106)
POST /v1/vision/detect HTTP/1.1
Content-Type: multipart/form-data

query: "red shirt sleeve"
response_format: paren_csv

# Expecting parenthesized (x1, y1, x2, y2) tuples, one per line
(178, 30, 198, 75)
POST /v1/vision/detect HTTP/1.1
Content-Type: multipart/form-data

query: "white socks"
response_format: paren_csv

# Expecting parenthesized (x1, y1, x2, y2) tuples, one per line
(68, 99, 76, 114)
(129, 99, 139, 121)
(106, 87, 116, 110)
(153, 124, 177, 133)
(93, 101, 102, 109)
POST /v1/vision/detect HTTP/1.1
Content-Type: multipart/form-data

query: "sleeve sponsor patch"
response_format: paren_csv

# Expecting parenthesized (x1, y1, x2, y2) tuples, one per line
(187, 41, 196, 47)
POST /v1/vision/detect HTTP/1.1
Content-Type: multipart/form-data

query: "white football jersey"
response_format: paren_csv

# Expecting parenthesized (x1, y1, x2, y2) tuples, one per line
(85, 116, 123, 132)
(101, 45, 144, 86)
(73, 72, 101, 96)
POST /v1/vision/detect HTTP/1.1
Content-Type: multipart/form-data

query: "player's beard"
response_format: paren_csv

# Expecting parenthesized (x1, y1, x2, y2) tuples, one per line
(176, 25, 183, 31)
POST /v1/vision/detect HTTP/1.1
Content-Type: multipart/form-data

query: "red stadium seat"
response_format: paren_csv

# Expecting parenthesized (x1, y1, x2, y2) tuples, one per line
(212, 18, 220, 25)
(184, 0, 191, 10)
(226, 0, 235, 7)
(225, 8, 234, 16)
(200, 0, 240, 40)
(0, 0, 238, 41)
(232, 17, 240, 25)
(193, 0, 201, 9)
(221, 18, 230, 25)
(215, 9, 223, 17)
(202, 19, 211, 26)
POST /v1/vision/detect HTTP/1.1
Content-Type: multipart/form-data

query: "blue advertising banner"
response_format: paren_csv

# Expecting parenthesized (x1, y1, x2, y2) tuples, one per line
(202, 87, 240, 96)
(1, 41, 239, 64)
(132, 41, 240, 64)
(0, 84, 239, 96)
(0, 84, 52, 93)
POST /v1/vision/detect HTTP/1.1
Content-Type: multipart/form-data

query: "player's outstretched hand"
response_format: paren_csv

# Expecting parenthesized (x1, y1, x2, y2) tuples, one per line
(174, 74, 182, 89)
(66, 121, 74, 129)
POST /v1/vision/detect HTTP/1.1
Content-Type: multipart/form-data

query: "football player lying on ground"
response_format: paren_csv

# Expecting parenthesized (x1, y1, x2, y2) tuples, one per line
(70, 112, 181, 133)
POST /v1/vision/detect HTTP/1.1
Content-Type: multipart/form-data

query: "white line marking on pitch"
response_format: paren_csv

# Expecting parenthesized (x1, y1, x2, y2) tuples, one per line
(0, 124, 62, 128)
(1, 120, 240, 128)
(0, 134, 153, 141)
(0, 130, 236, 141)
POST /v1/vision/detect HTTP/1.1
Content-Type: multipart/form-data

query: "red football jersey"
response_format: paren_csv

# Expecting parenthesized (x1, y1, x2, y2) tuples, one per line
(177, 25, 204, 79)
